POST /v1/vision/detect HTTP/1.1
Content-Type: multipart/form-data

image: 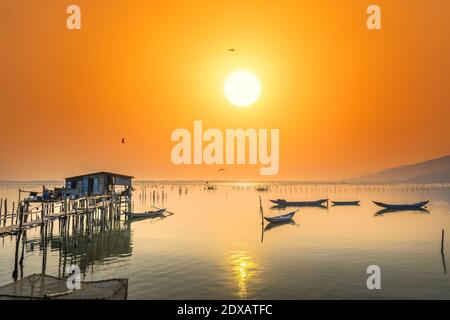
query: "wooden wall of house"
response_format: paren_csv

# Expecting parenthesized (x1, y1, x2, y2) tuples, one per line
(65, 173, 132, 196)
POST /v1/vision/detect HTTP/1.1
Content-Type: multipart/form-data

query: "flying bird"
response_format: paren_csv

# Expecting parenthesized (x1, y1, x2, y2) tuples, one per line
(218, 168, 227, 172)
(228, 48, 236, 52)
(121, 137, 125, 144)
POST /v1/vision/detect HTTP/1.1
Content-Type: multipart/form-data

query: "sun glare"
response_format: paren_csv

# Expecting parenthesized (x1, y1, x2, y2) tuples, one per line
(224, 70, 261, 107)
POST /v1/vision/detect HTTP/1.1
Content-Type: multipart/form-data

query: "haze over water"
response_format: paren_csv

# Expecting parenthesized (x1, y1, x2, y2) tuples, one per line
(1, 182, 449, 299)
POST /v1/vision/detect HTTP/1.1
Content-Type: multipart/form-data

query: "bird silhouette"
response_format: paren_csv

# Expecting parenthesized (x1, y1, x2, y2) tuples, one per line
(218, 168, 226, 172)
(228, 48, 236, 52)
(121, 138, 125, 144)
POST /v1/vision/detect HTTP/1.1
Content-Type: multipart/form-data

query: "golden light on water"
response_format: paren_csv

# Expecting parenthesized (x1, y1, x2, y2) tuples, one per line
(228, 250, 259, 298)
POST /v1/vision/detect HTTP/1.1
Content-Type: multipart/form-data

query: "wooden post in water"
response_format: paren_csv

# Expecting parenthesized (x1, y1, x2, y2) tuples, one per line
(12, 203, 25, 281)
(16, 189, 21, 224)
(259, 196, 264, 243)
(12, 202, 16, 224)
(442, 229, 447, 274)
(21, 204, 29, 272)
(19, 230, 26, 280)
(63, 198, 67, 219)
(41, 202, 46, 228)
(41, 223, 48, 275)
(5, 199, 10, 226)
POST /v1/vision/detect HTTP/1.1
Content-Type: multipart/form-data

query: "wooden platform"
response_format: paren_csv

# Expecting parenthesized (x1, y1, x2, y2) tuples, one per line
(0, 213, 66, 237)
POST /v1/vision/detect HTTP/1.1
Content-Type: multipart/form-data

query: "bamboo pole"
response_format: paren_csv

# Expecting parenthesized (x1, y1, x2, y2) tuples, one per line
(442, 229, 447, 274)
(5, 199, 10, 226)
(17, 189, 21, 217)
(259, 196, 264, 243)
(12, 202, 15, 224)
(12, 203, 25, 281)
(41, 202, 46, 227)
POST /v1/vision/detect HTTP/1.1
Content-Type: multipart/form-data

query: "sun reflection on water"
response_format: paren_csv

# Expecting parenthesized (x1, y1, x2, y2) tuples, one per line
(228, 250, 260, 299)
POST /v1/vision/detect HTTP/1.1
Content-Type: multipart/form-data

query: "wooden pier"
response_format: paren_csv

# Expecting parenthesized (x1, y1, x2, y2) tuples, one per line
(0, 191, 131, 237)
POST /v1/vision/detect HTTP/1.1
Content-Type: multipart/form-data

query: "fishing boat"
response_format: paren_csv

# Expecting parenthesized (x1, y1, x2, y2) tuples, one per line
(373, 201, 429, 210)
(123, 208, 166, 218)
(204, 182, 216, 190)
(264, 210, 298, 223)
(331, 201, 360, 206)
(269, 199, 328, 207)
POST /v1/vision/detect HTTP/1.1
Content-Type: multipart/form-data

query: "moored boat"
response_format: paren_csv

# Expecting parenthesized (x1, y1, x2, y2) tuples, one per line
(123, 208, 166, 218)
(331, 200, 360, 206)
(372, 201, 429, 210)
(269, 199, 328, 207)
(264, 210, 298, 223)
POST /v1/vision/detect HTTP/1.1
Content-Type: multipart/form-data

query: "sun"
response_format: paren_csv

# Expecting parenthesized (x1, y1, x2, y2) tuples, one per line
(224, 70, 261, 107)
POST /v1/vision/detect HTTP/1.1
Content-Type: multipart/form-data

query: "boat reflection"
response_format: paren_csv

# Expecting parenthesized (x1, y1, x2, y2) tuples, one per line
(374, 208, 430, 217)
(50, 223, 132, 277)
(264, 219, 298, 232)
(12, 215, 133, 281)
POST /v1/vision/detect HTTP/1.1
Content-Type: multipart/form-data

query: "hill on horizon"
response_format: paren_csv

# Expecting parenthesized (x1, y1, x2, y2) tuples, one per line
(350, 155, 450, 183)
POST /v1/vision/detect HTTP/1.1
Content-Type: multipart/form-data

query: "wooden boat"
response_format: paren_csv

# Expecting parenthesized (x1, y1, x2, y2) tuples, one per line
(270, 199, 328, 207)
(0, 274, 128, 300)
(123, 208, 166, 218)
(205, 183, 216, 190)
(331, 201, 360, 206)
(373, 201, 429, 210)
(264, 210, 298, 223)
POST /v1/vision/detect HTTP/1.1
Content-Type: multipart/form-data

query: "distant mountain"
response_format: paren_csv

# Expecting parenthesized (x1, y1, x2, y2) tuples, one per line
(408, 168, 450, 183)
(350, 155, 450, 183)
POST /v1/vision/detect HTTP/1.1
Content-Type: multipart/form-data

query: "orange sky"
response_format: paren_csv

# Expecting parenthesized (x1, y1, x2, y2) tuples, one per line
(0, 0, 449, 181)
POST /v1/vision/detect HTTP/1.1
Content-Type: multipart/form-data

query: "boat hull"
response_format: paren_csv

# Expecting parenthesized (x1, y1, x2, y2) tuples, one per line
(270, 199, 328, 207)
(331, 201, 360, 206)
(264, 210, 298, 223)
(124, 208, 166, 218)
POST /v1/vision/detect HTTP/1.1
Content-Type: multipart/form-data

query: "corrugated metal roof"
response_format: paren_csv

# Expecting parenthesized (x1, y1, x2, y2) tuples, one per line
(65, 172, 134, 180)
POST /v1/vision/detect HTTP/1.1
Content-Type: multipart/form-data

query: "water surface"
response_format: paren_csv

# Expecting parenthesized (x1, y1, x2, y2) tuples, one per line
(0, 182, 449, 299)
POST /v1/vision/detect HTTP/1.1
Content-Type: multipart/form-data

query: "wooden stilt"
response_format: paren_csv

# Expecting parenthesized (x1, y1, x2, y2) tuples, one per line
(442, 229, 447, 274)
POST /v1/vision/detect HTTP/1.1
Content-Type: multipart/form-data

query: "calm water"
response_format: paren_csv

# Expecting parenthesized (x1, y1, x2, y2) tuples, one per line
(1, 182, 450, 299)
